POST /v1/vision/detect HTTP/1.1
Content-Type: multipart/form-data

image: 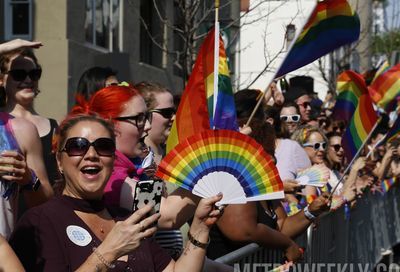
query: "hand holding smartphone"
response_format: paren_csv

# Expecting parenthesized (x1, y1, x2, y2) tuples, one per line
(120, 178, 163, 215)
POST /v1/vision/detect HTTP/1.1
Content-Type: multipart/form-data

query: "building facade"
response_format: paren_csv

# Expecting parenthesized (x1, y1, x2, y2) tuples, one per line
(0, 0, 240, 121)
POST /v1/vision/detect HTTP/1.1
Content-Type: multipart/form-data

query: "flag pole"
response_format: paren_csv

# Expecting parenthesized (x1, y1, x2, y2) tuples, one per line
(329, 118, 381, 197)
(244, 1, 318, 127)
(212, 0, 220, 129)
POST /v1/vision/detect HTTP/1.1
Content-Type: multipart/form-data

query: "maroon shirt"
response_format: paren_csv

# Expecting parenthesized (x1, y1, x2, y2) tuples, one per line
(9, 196, 172, 272)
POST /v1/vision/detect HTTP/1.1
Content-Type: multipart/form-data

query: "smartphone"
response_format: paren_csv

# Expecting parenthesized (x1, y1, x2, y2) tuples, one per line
(119, 178, 163, 215)
(132, 179, 163, 215)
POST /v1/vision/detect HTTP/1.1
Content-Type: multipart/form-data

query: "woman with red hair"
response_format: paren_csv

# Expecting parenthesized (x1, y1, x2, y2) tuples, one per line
(72, 85, 200, 229)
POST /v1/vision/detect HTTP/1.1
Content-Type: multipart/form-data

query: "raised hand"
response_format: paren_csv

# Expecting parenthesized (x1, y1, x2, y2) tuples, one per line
(0, 150, 31, 185)
(97, 204, 160, 260)
(0, 39, 42, 55)
(309, 192, 330, 216)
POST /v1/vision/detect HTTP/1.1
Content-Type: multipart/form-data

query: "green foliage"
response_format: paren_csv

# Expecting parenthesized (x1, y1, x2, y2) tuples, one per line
(372, 30, 400, 57)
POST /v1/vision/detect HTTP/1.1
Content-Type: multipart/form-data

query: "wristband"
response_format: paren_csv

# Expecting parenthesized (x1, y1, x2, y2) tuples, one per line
(303, 205, 317, 221)
(92, 247, 116, 269)
(22, 170, 41, 191)
(187, 231, 210, 249)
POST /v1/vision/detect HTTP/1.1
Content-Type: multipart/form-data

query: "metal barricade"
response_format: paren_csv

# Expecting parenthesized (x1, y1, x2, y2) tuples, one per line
(215, 184, 400, 271)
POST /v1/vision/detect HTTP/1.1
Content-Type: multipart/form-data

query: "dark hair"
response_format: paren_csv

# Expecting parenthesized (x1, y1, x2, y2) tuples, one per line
(76, 66, 117, 100)
(55, 114, 115, 153)
(234, 89, 265, 120)
(280, 101, 300, 115)
(0, 47, 40, 74)
(237, 117, 276, 157)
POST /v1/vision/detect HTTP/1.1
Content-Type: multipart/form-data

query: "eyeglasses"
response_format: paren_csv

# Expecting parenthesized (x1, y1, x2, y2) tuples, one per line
(280, 114, 300, 123)
(61, 137, 115, 157)
(331, 144, 343, 152)
(149, 107, 176, 119)
(114, 112, 152, 128)
(297, 102, 311, 108)
(303, 141, 327, 151)
(6, 69, 42, 82)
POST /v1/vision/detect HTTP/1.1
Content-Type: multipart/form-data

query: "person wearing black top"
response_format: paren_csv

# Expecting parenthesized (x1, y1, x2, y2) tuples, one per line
(10, 114, 223, 272)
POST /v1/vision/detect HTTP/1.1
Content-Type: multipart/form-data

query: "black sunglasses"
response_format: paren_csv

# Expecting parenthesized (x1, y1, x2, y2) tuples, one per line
(61, 137, 116, 157)
(114, 112, 152, 128)
(331, 144, 343, 152)
(303, 141, 327, 151)
(6, 69, 42, 82)
(149, 107, 176, 119)
(297, 102, 311, 108)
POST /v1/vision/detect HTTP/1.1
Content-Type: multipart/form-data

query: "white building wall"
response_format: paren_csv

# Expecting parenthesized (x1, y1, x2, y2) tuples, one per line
(239, 0, 332, 99)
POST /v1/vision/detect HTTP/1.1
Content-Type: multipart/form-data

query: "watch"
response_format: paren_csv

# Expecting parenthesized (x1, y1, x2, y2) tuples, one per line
(22, 170, 41, 192)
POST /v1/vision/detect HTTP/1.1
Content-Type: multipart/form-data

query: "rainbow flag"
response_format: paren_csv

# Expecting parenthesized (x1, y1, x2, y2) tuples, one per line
(276, 0, 360, 77)
(166, 27, 237, 152)
(369, 63, 400, 112)
(385, 116, 400, 143)
(381, 177, 397, 194)
(371, 60, 390, 84)
(205, 28, 238, 130)
(332, 70, 367, 122)
(341, 94, 378, 162)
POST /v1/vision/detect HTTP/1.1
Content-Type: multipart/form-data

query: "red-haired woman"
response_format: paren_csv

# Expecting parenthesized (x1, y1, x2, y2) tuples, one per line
(72, 85, 200, 229)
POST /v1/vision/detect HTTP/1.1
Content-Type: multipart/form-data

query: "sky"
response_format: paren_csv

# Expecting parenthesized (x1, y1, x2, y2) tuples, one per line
(386, 0, 400, 30)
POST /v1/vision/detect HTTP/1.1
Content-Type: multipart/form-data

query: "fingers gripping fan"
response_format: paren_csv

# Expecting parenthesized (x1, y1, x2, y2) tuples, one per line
(156, 130, 284, 205)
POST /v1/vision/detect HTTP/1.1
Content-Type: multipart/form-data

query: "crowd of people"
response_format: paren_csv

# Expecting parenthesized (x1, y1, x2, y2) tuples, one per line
(0, 39, 398, 271)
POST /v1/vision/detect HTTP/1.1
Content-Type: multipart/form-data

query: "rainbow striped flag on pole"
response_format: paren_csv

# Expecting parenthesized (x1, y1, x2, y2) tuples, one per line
(341, 94, 379, 162)
(276, 0, 360, 78)
(369, 63, 400, 112)
(166, 27, 237, 153)
(332, 70, 367, 122)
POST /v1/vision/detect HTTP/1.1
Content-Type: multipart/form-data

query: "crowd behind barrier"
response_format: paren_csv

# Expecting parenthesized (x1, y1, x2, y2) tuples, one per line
(215, 182, 400, 271)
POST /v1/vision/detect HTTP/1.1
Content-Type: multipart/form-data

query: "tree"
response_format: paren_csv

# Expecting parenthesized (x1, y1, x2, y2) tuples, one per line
(128, 0, 291, 88)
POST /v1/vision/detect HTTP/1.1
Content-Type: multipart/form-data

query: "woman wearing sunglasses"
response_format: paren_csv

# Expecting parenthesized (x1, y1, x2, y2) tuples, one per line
(0, 40, 59, 186)
(135, 82, 175, 165)
(10, 114, 223, 271)
(279, 101, 301, 137)
(72, 85, 201, 230)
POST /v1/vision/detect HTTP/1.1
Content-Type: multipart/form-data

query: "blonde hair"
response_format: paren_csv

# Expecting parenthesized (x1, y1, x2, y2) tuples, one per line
(291, 125, 328, 146)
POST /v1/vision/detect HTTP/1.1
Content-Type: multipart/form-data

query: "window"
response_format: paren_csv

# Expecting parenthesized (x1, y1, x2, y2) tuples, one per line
(84, 0, 122, 52)
(4, 0, 32, 40)
(140, 0, 164, 68)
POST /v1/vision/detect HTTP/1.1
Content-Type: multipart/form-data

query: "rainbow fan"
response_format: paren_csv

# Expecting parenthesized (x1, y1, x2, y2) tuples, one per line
(156, 130, 284, 205)
(295, 164, 330, 187)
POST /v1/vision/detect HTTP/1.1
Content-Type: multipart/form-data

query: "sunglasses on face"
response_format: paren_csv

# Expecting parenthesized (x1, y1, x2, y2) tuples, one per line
(280, 114, 300, 123)
(303, 141, 327, 151)
(149, 107, 176, 119)
(61, 137, 116, 157)
(331, 144, 343, 152)
(114, 112, 153, 128)
(297, 102, 311, 108)
(6, 69, 42, 82)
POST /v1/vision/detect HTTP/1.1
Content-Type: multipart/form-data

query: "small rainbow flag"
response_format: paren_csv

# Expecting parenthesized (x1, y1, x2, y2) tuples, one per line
(332, 70, 367, 122)
(166, 27, 237, 152)
(371, 60, 390, 84)
(385, 116, 400, 143)
(276, 0, 360, 77)
(205, 29, 238, 130)
(381, 177, 397, 194)
(369, 63, 400, 112)
(341, 94, 378, 162)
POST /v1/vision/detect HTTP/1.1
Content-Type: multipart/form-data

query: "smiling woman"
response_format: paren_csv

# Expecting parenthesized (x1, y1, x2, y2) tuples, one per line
(9, 113, 223, 272)
(0, 40, 59, 187)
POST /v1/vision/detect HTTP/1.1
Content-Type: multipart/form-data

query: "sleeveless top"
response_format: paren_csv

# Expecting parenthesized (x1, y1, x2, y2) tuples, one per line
(207, 201, 278, 260)
(40, 118, 59, 185)
(0, 112, 21, 239)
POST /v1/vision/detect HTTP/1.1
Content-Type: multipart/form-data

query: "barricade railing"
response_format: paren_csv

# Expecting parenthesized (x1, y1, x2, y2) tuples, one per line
(215, 184, 400, 271)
